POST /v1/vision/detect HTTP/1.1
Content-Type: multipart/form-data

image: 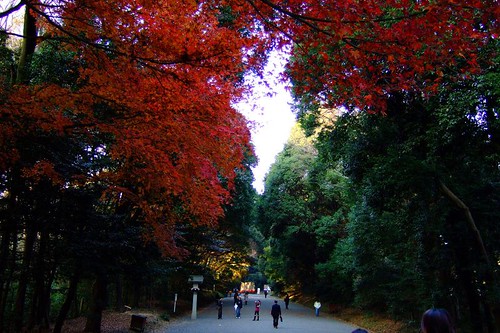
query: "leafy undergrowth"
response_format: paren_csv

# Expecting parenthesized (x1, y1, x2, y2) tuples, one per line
(333, 307, 410, 333)
(290, 293, 411, 333)
(60, 309, 171, 333)
(59, 300, 193, 332)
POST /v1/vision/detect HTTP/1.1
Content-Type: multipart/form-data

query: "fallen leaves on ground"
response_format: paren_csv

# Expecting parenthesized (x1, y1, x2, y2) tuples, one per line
(61, 310, 170, 333)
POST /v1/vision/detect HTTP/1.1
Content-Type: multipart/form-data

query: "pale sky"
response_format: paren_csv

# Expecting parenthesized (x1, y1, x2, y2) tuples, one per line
(235, 52, 296, 194)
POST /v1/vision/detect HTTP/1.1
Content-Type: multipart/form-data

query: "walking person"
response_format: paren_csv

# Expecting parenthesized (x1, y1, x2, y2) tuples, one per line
(271, 300, 282, 329)
(253, 300, 261, 321)
(235, 296, 243, 318)
(314, 300, 321, 316)
(216, 298, 223, 319)
(284, 293, 290, 310)
(233, 290, 239, 305)
(244, 291, 249, 305)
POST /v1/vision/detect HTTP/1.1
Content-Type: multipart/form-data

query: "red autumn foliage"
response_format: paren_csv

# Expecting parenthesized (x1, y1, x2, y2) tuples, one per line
(1, 0, 270, 257)
(268, 0, 498, 111)
(1, 0, 496, 255)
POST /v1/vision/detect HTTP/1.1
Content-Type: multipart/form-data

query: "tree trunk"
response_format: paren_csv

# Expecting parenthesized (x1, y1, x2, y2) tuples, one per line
(12, 223, 36, 332)
(0, 225, 13, 331)
(84, 273, 107, 333)
(15, 3, 37, 84)
(439, 181, 490, 266)
(115, 275, 124, 312)
(0, 225, 18, 332)
(0, 168, 22, 331)
(440, 181, 499, 332)
(53, 269, 80, 333)
(29, 228, 49, 330)
(132, 284, 141, 308)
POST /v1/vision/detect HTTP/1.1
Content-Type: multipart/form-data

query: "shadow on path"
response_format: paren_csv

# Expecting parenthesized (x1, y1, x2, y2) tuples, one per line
(163, 294, 359, 333)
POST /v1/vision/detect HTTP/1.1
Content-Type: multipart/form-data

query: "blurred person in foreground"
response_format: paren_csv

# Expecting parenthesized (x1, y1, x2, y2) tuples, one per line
(421, 308, 456, 333)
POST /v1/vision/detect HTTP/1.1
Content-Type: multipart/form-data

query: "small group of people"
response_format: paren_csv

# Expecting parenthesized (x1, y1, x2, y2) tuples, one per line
(216, 292, 282, 328)
(233, 295, 243, 318)
(221, 291, 455, 333)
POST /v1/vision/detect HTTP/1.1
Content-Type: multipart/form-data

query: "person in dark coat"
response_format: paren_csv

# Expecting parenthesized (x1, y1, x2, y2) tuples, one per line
(235, 296, 243, 318)
(284, 294, 290, 309)
(271, 300, 282, 329)
(233, 290, 239, 305)
(216, 298, 223, 319)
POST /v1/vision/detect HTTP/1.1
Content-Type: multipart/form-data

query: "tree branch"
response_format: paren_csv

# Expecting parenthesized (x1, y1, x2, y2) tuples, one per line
(0, 1, 24, 19)
(439, 180, 491, 267)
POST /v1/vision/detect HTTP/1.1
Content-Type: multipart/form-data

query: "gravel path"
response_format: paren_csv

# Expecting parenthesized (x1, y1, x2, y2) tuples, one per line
(163, 294, 361, 333)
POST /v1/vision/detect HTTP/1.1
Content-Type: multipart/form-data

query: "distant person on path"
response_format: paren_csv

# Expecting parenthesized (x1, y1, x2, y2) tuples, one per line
(244, 291, 249, 305)
(264, 289, 268, 298)
(253, 300, 261, 321)
(420, 308, 456, 333)
(284, 294, 290, 309)
(314, 300, 321, 316)
(271, 300, 282, 329)
(216, 298, 223, 319)
(235, 296, 243, 318)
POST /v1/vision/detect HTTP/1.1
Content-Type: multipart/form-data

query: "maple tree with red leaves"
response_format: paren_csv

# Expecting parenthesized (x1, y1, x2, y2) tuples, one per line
(261, 0, 498, 111)
(0, 1, 498, 332)
(0, 0, 497, 255)
(1, 0, 271, 257)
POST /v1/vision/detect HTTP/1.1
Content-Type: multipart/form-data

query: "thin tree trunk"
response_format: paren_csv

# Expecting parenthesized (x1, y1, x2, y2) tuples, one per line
(439, 181, 499, 332)
(15, 3, 37, 84)
(115, 275, 124, 312)
(439, 181, 490, 266)
(13, 223, 36, 332)
(53, 269, 80, 333)
(33, 245, 56, 331)
(0, 168, 22, 331)
(0, 225, 18, 332)
(11, 2, 38, 326)
(29, 228, 48, 330)
(0, 226, 13, 331)
(84, 273, 107, 333)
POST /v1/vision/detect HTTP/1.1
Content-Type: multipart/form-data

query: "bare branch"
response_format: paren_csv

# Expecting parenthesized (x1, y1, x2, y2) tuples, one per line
(439, 180, 491, 267)
(0, 1, 24, 19)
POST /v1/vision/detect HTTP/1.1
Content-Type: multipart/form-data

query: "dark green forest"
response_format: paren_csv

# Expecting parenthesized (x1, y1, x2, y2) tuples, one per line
(256, 43, 500, 332)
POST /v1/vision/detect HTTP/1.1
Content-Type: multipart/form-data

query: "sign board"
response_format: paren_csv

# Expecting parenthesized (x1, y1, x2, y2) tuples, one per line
(188, 275, 204, 284)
